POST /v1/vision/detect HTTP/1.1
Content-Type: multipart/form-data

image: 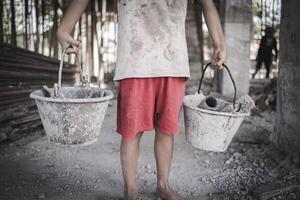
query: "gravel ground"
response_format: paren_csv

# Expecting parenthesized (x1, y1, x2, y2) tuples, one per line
(1, 73, 299, 200)
(1, 98, 298, 200)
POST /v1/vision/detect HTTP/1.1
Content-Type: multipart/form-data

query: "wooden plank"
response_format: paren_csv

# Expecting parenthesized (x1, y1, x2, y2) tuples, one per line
(0, 69, 75, 80)
(0, 61, 77, 73)
(0, 44, 75, 65)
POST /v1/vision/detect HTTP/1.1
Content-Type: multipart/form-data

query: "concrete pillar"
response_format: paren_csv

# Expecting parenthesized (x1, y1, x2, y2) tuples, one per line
(216, 0, 252, 97)
(185, 1, 202, 64)
(271, 0, 300, 159)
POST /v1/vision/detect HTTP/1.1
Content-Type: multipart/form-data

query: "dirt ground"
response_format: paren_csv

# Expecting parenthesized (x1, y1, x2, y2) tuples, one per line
(1, 94, 299, 200)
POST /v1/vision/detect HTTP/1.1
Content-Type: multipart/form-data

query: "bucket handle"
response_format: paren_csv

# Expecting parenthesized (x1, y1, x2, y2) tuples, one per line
(197, 62, 238, 109)
(58, 48, 89, 90)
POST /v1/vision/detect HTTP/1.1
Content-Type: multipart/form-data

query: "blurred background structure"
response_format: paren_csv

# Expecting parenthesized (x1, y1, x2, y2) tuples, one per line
(1, 0, 300, 199)
(0, 0, 281, 84)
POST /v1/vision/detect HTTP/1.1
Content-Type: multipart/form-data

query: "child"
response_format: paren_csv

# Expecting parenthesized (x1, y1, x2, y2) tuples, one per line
(57, 0, 226, 199)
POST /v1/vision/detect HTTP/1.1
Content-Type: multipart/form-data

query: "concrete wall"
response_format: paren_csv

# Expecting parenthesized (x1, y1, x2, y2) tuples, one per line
(185, 1, 202, 64)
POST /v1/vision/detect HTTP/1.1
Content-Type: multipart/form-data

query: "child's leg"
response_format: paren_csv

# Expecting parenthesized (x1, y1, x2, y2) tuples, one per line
(154, 128, 174, 188)
(153, 77, 186, 200)
(120, 132, 143, 200)
(154, 129, 183, 200)
(116, 78, 157, 199)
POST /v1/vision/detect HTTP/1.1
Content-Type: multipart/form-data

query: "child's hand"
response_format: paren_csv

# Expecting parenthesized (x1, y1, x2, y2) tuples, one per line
(57, 29, 81, 54)
(211, 47, 226, 69)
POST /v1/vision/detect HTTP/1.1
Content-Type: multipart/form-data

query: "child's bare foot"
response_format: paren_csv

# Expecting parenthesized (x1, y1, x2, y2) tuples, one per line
(124, 188, 139, 200)
(156, 185, 184, 200)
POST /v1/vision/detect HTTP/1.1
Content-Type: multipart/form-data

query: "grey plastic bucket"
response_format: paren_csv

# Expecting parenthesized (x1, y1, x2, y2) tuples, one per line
(30, 50, 113, 145)
(183, 63, 250, 152)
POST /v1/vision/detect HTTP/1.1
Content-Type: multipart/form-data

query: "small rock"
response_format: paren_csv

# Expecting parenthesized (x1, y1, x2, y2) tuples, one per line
(38, 193, 46, 199)
(145, 164, 151, 170)
(200, 177, 207, 182)
(205, 159, 210, 164)
(0, 133, 8, 143)
(233, 152, 242, 157)
(75, 165, 81, 169)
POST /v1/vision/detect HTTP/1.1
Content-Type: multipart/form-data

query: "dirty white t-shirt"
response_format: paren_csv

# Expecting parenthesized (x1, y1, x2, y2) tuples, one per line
(113, 0, 191, 81)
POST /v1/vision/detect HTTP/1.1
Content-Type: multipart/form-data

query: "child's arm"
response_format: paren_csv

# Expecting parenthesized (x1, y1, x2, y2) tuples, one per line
(57, 0, 90, 54)
(198, 0, 226, 67)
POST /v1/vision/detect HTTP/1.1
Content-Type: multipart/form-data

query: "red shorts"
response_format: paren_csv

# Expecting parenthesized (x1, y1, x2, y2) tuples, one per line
(116, 77, 186, 140)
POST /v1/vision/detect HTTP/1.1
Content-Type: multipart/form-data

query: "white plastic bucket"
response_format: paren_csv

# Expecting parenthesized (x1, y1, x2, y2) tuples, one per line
(183, 63, 251, 152)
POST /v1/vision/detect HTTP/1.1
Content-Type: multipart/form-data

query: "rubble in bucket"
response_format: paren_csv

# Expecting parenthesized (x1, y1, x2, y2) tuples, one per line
(197, 94, 255, 113)
(41, 84, 106, 99)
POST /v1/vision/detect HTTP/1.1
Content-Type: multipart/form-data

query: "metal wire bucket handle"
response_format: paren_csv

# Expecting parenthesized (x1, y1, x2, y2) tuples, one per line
(58, 48, 89, 90)
(198, 62, 238, 108)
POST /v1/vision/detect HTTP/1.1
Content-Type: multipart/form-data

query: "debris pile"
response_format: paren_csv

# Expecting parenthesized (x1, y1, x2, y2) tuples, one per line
(250, 79, 277, 112)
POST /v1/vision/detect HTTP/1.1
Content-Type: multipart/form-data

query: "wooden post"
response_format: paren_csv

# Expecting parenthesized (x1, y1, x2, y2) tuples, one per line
(91, 0, 96, 76)
(86, 7, 92, 79)
(96, 0, 104, 81)
(48, 1, 53, 56)
(34, 0, 40, 53)
(0, 1, 3, 43)
(24, 0, 29, 48)
(271, 0, 300, 159)
(194, 1, 204, 66)
(98, 0, 107, 83)
(10, 0, 17, 46)
(41, 0, 45, 54)
(53, 0, 59, 58)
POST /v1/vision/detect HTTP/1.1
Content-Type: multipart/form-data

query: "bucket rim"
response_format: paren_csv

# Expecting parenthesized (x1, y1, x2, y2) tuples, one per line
(183, 102, 250, 117)
(29, 86, 114, 103)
